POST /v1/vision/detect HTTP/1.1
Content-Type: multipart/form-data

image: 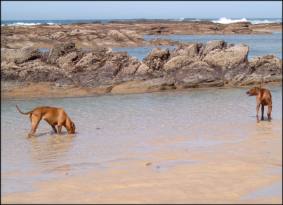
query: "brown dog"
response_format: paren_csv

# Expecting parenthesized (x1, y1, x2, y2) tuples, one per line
(246, 87, 272, 121)
(16, 105, 75, 137)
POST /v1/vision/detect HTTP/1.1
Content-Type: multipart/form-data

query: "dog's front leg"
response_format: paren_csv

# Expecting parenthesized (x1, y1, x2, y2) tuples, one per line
(51, 125, 58, 134)
(58, 125, 62, 134)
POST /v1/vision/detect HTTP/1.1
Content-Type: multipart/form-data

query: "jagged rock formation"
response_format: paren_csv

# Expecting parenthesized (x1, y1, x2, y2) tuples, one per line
(1, 41, 282, 94)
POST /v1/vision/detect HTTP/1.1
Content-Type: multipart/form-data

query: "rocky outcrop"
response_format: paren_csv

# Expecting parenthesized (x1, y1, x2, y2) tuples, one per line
(1, 41, 282, 95)
(2, 21, 280, 49)
(202, 43, 249, 70)
(47, 42, 77, 64)
(200, 40, 227, 56)
(250, 55, 282, 75)
(2, 47, 42, 64)
(174, 61, 224, 88)
(164, 55, 194, 71)
(1, 25, 146, 49)
(235, 55, 282, 85)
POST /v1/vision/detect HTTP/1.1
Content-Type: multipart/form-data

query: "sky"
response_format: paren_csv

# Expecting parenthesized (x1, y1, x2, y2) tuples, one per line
(1, 1, 282, 20)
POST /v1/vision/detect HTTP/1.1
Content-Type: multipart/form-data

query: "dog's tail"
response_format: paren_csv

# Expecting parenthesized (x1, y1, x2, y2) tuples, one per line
(16, 105, 32, 115)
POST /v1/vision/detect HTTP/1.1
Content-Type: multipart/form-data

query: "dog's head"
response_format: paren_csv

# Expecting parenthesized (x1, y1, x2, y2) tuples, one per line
(246, 87, 261, 96)
(66, 118, 76, 134)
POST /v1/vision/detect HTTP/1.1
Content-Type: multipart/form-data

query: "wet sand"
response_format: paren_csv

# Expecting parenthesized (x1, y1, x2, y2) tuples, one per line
(1, 86, 282, 203)
(1, 82, 112, 100)
(2, 121, 282, 204)
(1, 81, 282, 100)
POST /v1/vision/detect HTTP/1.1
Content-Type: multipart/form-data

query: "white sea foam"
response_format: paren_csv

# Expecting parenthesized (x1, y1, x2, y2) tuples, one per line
(212, 17, 248, 24)
(3, 22, 57, 26)
(212, 17, 281, 24)
(7, 22, 42, 26)
(250, 19, 281, 24)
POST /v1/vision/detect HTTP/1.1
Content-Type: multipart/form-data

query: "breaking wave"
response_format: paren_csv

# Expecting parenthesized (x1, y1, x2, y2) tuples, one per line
(212, 17, 248, 24)
(2, 22, 55, 26)
(212, 17, 281, 24)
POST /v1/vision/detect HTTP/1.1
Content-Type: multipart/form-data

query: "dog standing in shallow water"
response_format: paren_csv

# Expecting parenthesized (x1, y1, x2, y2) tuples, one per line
(246, 87, 272, 121)
(16, 105, 75, 137)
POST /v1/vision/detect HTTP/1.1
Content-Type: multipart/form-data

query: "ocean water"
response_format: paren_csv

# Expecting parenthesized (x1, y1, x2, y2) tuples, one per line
(113, 45, 176, 60)
(1, 18, 281, 26)
(1, 85, 282, 195)
(114, 33, 282, 60)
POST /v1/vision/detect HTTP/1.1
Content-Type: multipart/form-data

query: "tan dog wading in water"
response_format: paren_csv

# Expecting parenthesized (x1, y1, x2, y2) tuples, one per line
(246, 86, 272, 121)
(16, 105, 76, 137)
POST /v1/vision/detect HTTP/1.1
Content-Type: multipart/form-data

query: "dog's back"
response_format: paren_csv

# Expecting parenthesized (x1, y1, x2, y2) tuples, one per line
(259, 88, 272, 106)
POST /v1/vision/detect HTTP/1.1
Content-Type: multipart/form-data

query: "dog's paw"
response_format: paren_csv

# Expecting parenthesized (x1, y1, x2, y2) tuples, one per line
(27, 133, 36, 138)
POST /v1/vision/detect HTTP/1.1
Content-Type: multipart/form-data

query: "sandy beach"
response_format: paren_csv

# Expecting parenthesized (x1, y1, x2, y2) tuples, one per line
(2, 120, 282, 204)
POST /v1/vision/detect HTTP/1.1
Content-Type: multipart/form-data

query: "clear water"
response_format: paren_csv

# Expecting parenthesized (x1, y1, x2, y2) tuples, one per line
(113, 45, 176, 60)
(115, 33, 282, 60)
(1, 86, 282, 195)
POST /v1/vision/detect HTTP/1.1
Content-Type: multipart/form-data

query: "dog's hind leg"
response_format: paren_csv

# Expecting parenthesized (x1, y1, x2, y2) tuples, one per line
(267, 105, 272, 121)
(261, 104, 264, 120)
(28, 114, 41, 137)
